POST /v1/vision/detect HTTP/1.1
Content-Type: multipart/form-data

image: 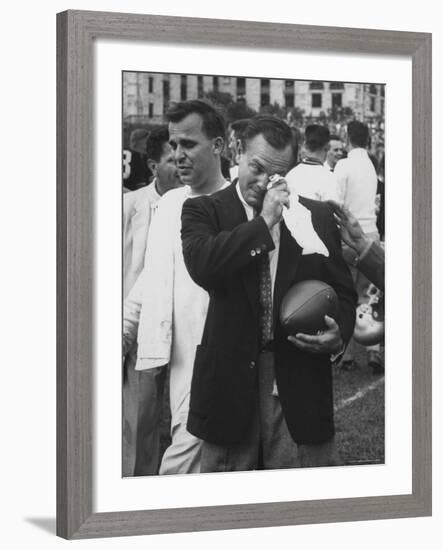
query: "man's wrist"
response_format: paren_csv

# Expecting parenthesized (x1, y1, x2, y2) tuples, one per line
(354, 235, 371, 255)
(260, 212, 277, 230)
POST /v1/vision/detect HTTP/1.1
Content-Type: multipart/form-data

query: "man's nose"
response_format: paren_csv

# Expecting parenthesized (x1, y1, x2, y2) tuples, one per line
(174, 144, 185, 162)
(256, 173, 270, 190)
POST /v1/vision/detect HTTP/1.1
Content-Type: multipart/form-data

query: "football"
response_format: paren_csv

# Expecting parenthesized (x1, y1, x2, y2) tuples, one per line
(279, 280, 339, 336)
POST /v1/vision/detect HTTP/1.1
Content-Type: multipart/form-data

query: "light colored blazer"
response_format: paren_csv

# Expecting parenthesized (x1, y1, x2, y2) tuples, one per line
(123, 183, 160, 298)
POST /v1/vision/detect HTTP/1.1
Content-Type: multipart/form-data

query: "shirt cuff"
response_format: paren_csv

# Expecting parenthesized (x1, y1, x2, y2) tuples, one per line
(135, 358, 168, 370)
(355, 239, 375, 265)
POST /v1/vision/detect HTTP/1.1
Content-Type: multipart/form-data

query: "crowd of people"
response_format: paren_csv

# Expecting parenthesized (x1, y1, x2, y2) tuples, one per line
(122, 99, 385, 477)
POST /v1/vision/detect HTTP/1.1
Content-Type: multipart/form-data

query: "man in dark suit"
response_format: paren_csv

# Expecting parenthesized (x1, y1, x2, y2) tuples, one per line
(181, 115, 357, 472)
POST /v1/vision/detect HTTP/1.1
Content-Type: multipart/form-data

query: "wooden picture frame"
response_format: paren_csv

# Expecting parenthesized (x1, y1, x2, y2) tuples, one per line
(56, 9, 432, 539)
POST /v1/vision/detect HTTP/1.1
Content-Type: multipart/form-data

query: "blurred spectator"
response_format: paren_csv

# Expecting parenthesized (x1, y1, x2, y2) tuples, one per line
(324, 134, 344, 171)
(123, 128, 152, 191)
(285, 124, 339, 202)
(227, 118, 250, 181)
(335, 121, 378, 238)
(122, 125, 182, 477)
(334, 120, 382, 372)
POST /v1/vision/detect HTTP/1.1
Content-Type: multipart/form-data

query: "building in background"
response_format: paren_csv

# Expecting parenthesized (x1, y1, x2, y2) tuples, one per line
(123, 72, 384, 126)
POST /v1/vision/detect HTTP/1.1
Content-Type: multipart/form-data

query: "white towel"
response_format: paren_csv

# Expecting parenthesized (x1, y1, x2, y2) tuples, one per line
(283, 195, 329, 257)
(268, 175, 329, 257)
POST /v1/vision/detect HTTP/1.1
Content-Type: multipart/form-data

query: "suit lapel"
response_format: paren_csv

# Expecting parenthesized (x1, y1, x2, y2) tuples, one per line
(215, 184, 260, 315)
(273, 221, 303, 326)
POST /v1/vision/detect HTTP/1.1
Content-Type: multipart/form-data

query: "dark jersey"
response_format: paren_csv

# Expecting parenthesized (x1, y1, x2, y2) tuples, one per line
(122, 149, 151, 191)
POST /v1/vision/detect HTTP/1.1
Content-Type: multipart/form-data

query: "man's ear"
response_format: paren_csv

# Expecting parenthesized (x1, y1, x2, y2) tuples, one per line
(212, 136, 225, 155)
(147, 158, 157, 177)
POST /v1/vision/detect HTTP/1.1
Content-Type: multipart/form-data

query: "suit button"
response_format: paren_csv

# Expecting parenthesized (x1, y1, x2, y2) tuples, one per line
(261, 244, 267, 251)
(255, 247, 261, 254)
(249, 361, 255, 368)
(250, 250, 256, 257)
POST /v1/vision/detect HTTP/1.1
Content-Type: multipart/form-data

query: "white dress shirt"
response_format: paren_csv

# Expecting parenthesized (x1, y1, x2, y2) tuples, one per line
(334, 148, 378, 235)
(285, 162, 340, 202)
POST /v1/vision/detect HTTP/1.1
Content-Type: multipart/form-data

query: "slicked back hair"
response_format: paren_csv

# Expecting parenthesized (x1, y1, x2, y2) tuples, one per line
(304, 124, 330, 152)
(165, 99, 226, 141)
(242, 115, 293, 153)
(347, 120, 369, 148)
(145, 125, 170, 162)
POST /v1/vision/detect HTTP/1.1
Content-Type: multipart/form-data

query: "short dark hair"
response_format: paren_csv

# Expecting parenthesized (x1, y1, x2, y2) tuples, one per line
(145, 125, 170, 162)
(242, 115, 293, 151)
(347, 120, 369, 148)
(230, 118, 250, 140)
(166, 99, 226, 141)
(304, 124, 330, 152)
(130, 128, 150, 142)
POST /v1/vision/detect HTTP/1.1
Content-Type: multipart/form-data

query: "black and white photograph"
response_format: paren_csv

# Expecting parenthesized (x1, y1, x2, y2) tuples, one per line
(121, 71, 386, 478)
(2, 0, 438, 544)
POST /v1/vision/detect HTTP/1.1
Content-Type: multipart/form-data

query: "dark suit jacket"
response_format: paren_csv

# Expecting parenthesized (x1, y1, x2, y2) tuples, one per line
(181, 184, 357, 446)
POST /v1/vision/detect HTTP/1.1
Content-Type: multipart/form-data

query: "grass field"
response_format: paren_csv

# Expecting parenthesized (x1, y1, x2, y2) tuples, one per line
(333, 364, 385, 466)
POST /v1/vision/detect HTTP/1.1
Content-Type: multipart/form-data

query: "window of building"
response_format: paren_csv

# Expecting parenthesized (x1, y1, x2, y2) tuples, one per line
(311, 93, 322, 108)
(309, 81, 324, 90)
(236, 77, 246, 100)
(213, 76, 219, 91)
(332, 93, 342, 108)
(180, 75, 187, 101)
(260, 79, 270, 106)
(370, 96, 376, 112)
(163, 79, 170, 104)
(381, 86, 385, 97)
(369, 84, 377, 95)
(285, 94, 295, 108)
(261, 93, 270, 106)
(330, 82, 344, 90)
(148, 76, 153, 94)
(149, 103, 154, 117)
(284, 80, 295, 107)
(197, 75, 204, 98)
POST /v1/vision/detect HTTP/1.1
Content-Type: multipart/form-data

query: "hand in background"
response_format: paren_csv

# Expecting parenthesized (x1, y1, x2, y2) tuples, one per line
(327, 200, 369, 254)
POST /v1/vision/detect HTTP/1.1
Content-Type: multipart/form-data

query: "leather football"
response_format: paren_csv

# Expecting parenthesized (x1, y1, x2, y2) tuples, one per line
(280, 280, 339, 336)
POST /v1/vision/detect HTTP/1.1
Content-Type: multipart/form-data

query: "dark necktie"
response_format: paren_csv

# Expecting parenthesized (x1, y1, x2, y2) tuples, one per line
(259, 252, 273, 346)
